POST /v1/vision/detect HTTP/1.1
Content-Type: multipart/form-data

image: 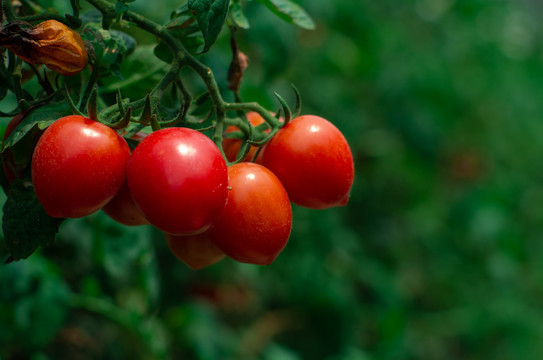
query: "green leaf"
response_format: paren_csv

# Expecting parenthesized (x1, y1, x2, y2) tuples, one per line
(230, 0, 250, 29)
(188, 0, 230, 52)
(115, 1, 129, 16)
(172, 2, 190, 17)
(101, 45, 167, 98)
(154, 28, 204, 63)
(0, 254, 70, 349)
(255, 0, 315, 30)
(111, 30, 137, 56)
(3, 102, 72, 149)
(2, 180, 64, 260)
(81, 23, 131, 78)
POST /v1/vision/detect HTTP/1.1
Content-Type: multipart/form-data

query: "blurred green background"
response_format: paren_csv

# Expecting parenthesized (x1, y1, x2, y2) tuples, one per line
(3, 0, 543, 359)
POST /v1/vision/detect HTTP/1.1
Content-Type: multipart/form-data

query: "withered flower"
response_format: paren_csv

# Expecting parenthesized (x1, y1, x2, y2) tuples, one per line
(0, 20, 88, 76)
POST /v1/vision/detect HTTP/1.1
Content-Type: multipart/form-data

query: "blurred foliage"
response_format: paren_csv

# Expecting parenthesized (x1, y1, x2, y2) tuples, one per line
(3, 0, 543, 359)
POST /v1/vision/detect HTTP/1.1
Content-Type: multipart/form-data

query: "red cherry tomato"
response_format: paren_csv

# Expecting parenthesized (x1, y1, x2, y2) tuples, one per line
(127, 127, 228, 235)
(262, 115, 354, 209)
(102, 181, 149, 226)
(208, 163, 292, 265)
(165, 232, 225, 270)
(223, 111, 266, 163)
(31, 115, 130, 218)
(102, 132, 148, 226)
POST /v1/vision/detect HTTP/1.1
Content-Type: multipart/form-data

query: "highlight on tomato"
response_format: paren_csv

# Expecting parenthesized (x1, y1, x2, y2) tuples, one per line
(31, 115, 130, 218)
(262, 115, 354, 210)
(208, 162, 292, 265)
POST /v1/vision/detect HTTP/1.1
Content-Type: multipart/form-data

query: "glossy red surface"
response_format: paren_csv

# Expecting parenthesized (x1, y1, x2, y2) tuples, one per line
(127, 127, 228, 235)
(262, 115, 354, 209)
(31, 115, 130, 218)
(209, 163, 292, 265)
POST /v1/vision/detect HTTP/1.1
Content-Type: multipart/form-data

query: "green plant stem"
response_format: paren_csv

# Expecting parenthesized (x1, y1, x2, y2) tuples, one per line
(28, 64, 54, 95)
(223, 102, 282, 128)
(18, 0, 41, 13)
(78, 65, 100, 112)
(2, 0, 15, 22)
(70, 0, 80, 18)
(18, 13, 77, 25)
(85, 0, 283, 140)
(11, 57, 29, 109)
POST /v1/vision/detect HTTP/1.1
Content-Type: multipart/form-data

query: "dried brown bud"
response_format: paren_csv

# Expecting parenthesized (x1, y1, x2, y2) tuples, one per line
(227, 33, 249, 93)
(0, 20, 88, 76)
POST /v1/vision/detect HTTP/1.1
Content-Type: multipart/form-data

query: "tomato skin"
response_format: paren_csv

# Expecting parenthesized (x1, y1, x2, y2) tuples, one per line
(262, 115, 354, 209)
(165, 232, 225, 270)
(127, 127, 228, 235)
(208, 163, 292, 265)
(31, 115, 130, 218)
(102, 181, 149, 226)
(102, 132, 148, 226)
(223, 111, 266, 163)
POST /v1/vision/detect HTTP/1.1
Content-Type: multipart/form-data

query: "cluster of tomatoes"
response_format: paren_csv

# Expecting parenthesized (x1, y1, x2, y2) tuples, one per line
(11, 111, 354, 269)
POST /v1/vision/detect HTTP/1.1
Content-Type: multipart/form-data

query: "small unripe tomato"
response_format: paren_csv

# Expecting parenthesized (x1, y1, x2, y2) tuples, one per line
(262, 115, 354, 209)
(31, 115, 130, 218)
(209, 163, 292, 265)
(165, 232, 225, 270)
(127, 127, 228, 235)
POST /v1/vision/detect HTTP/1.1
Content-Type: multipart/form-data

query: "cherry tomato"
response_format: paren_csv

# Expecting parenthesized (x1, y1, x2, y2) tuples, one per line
(223, 111, 266, 163)
(102, 181, 149, 226)
(262, 115, 354, 209)
(31, 115, 130, 218)
(208, 163, 292, 265)
(165, 232, 225, 270)
(102, 132, 149, 226)
(127, 127, 228, 235)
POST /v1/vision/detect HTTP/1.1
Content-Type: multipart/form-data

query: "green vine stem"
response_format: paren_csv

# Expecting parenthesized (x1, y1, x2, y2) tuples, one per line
(85, 0, 285, 145)
(3, 0, 288, 151)
(0, 0, 295, 160)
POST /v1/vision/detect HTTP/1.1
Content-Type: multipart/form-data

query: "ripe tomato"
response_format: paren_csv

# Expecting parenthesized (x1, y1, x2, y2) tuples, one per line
(31, 115, 130, 218)
(208, 163, 292, 265)
(102, 132, 148, 226)
(262, 115, 354, 209)
(222, 111, 269, 163)
(102, 181, 149, 226)
(127, 127, 228, 235)
(165, 232, 225, 270)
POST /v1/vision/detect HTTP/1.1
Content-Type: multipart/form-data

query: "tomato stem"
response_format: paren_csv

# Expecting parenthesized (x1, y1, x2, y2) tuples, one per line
(82, 0, 290, 160)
